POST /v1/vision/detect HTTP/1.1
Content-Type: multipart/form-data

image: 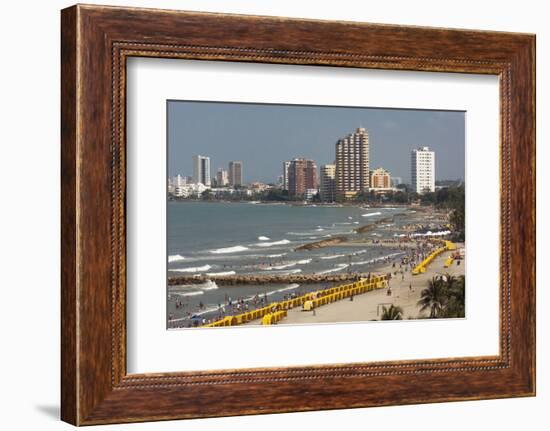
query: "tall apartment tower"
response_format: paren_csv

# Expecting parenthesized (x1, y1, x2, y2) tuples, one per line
(228, 161, 243, 187)
(335, 127, 370, 198)
(288, 158, 318, 197)
(411, 147, 435, 194)
(282, 161, 291, 191)
(320, 164, 336, 201)
(193, 155, 211, 186)
(216, 168, 228, 186)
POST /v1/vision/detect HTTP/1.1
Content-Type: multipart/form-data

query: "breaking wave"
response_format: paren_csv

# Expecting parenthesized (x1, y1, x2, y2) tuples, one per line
(168, 254, 186, 263)
(209, 245, 249, 254)
(255, 239, 291, 247)
(170, 264, 212, 273)
(317, 264, 349, 275)
(205, 271, 236, 276)
(320, 254, 345, 260)
(362, 212, 382, 217)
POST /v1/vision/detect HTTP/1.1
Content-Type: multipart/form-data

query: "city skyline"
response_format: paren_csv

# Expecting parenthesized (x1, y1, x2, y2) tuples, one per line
(168, 100, 465, 184)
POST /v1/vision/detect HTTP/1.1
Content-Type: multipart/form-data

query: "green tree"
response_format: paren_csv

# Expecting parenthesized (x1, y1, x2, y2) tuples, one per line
(381, 304, 404, 320)
(441, 275, 465, 318)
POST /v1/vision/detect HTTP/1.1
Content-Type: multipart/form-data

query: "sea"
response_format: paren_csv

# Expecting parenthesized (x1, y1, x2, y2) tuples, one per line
(167, 201, 416, 328)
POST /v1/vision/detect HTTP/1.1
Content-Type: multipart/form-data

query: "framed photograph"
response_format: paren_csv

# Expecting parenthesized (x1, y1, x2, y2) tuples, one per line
(61, 4, 536, 425)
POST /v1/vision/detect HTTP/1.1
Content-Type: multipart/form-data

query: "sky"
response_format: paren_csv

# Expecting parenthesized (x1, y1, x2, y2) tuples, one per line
(168, 100, 465, 184)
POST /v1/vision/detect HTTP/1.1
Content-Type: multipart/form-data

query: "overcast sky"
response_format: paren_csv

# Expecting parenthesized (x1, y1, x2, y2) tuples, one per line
(168, 100, 465, 184)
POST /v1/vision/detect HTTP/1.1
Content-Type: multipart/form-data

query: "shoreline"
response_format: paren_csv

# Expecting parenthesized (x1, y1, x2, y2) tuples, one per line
(169, 198, 418, 209)
(262, 244, 465, 325)
(168, 272, 371, 286)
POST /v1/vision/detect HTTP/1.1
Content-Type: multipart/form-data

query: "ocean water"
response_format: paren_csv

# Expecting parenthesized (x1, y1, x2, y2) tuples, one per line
(167, 201, 411, 328)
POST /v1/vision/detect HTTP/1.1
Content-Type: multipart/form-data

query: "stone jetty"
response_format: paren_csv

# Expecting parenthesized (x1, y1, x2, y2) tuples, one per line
(294, 236, 348, 251)
(354, 213, 407, 234)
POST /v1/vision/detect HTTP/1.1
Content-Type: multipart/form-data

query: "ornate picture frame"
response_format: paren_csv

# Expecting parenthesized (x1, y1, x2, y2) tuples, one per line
(61, 4, 535, 425)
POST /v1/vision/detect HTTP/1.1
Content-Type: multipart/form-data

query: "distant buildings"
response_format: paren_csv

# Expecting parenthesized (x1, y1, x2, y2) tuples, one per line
(281, 161, 290, 191)
(215, 168, 228, 187)
(320, 164, 336, 201)
(390, 176, 403, 187)
(168, 174, 192, 195)
(335, 127, 370, 199)
(173, 182, 207, 198)
(170, 127, 440, 202)
(305, 188, 318, 201)
(249, 182, 271, 193)
(193, 155, 211, 187)
(411, 147, 435, 194)
(228, 161, 243, 187)
(288, 158, 318, 198)
(370, 167, 392, 190)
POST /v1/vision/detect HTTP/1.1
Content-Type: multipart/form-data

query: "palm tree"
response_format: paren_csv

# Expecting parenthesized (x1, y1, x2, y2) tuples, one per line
(442, 273, 457, 289)
(417, 277, 447, 318)
(381, 304, 403, 320)
(443, 275, 465, 318)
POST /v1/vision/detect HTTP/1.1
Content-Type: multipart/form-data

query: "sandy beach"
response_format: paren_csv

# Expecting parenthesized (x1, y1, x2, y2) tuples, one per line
(242, 243, 465, 326)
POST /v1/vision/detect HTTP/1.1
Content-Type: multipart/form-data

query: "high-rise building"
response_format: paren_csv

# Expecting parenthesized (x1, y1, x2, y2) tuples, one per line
(216, 168, 228, 186)
(320, 164, 336, 201)
(370, 167, 392, 189)
(173, 174, 186, 186)
(193, 155, 211, 186)
(228, 161, 243, 187)
(411, 147, 435, 194)
(168, 178, 174, 194)
(335, 127, 370, 198)
(390, 176, 403, 187)
(288, 158, 318, 197)
(282, 161, 290, 191)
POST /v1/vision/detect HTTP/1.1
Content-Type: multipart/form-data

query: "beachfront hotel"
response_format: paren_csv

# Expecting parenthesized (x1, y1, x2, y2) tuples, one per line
(288, 158, 318, 197)
(370, 167, 392, 189)
(193, 155, 211, 187)
(335, 127, 370, 198)
(320, 164, 336, 201)
(228, 161, 243, 187)
(411, 146, 435, 194)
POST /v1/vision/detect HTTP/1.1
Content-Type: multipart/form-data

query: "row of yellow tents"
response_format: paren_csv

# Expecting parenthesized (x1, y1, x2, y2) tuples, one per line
(202, 274, 389, 327)
(412, 240, 456, 275)
(261, 310, 288, 325)
(302, 276, 388, 311)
